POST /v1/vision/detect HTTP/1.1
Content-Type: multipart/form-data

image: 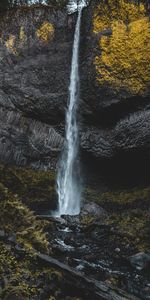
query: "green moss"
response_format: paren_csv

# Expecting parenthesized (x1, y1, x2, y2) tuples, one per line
(108, 209, 150, 252)
(0, 163, 63, 298)
(0, 163, 84, 299)
(80, 214, 98, 226)
(0, 182, 49, 253)
(0, 164, 57, 210)
(0, 163, 58, 253)
(85, 186, 150, 205)
(2, 284, 30, 299)
(0, 242, 62, 299)
(84, 186, 150, 251)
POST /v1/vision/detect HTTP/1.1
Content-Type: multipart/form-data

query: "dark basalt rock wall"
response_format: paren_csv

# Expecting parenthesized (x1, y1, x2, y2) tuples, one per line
(0, 5, 71, 168)
(0, 107, 63, 169)
(0, 3, 150, 182)
(79, 1, 150, 181)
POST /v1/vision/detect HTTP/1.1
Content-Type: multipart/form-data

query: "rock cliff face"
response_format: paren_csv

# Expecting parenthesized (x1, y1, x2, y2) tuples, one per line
(0, 2, 150, 181)
(80, 0, 150, 181)
(0, 5, 71, 168)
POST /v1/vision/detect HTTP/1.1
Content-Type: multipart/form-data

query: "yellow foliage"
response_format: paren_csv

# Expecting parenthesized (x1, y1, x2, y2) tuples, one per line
(0, 182, 49, 253)
(93, 0, 146, 33)
(36, 21, 54, 42)
(0, 242, 62, 299)
(5, 27, 26, 55)
(94, 17, 150, 95)
(19, 26, 26, 43)
(5, 34, 18, 55)
(93, 0, 150, 95)
(5, 21, 54, 55)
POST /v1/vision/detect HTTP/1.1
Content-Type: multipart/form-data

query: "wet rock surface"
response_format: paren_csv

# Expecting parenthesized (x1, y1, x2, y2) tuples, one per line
(129, 252, 150, 272)
(0, 107, 63, 169)
(81, 202, 108, 218)
(80, 110, 150, 160)
(39, 206, 150, 300)
(0, 5, 72, 168)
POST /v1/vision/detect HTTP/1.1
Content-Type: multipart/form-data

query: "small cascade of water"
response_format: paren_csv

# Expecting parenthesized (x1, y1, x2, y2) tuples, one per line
(67, 0, 88, 13)
(56, 1, 86, 216)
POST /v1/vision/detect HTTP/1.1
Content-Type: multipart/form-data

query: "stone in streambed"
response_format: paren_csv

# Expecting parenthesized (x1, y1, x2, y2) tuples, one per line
(81, 202, 108, 218)
(141, 284, 150, 300)
(0, 230, 5, 239)
(129, 252, 150, 271)
(8, 233, 16, 243)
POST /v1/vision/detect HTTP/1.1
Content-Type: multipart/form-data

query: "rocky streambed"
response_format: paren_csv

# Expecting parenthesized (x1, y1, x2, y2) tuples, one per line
(37, 201, 150, 300)
(0, 164, 149, 299)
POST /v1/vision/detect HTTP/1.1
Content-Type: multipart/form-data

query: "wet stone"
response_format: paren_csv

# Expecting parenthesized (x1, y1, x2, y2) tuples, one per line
(129, 252, 150, 271)
(44, 213, 150, 299)
(81, 202, 108, 218)
(8, 233, 16, 243)
(0, 230, 5, 238)
(141, 284, 150, 300)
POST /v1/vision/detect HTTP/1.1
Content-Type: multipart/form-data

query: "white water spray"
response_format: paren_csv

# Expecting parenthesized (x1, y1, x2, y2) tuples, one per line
(56, 1, 86, 216)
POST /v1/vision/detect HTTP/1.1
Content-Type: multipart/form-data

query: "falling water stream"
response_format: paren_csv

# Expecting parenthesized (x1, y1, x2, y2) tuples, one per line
(56, 1, 87, 216)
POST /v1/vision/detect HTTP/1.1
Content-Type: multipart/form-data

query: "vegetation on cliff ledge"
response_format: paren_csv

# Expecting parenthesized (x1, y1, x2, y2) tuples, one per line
(4, 19, 55, 56)
(0, 240, 63, 299)
(0, 164, 63, 299)
(0, 164, 56, 211)
(36, 21, 54, 42)
(0, 163, 57, 252)
(94, 0, 150, 96)
(85, 186, 150, 252)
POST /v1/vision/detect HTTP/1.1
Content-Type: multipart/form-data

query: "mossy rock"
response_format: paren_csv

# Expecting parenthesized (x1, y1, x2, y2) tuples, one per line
(0, 164, 57, 212)
(85, 186, 150, 207)
(84, 186, 150, 252)
(0, 183, 50, 253)
(0, 242, 63, 300)
(108, 209, 150, 252)
(0, 163, 61, 299)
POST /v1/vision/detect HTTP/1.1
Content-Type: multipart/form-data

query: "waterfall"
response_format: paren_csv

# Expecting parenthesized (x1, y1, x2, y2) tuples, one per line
(56, 1, 86, 216)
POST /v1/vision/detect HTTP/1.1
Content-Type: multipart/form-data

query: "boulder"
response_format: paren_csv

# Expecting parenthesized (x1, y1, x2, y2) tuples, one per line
(129, 252, 150, 271)
(81, 202, 108, 218)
